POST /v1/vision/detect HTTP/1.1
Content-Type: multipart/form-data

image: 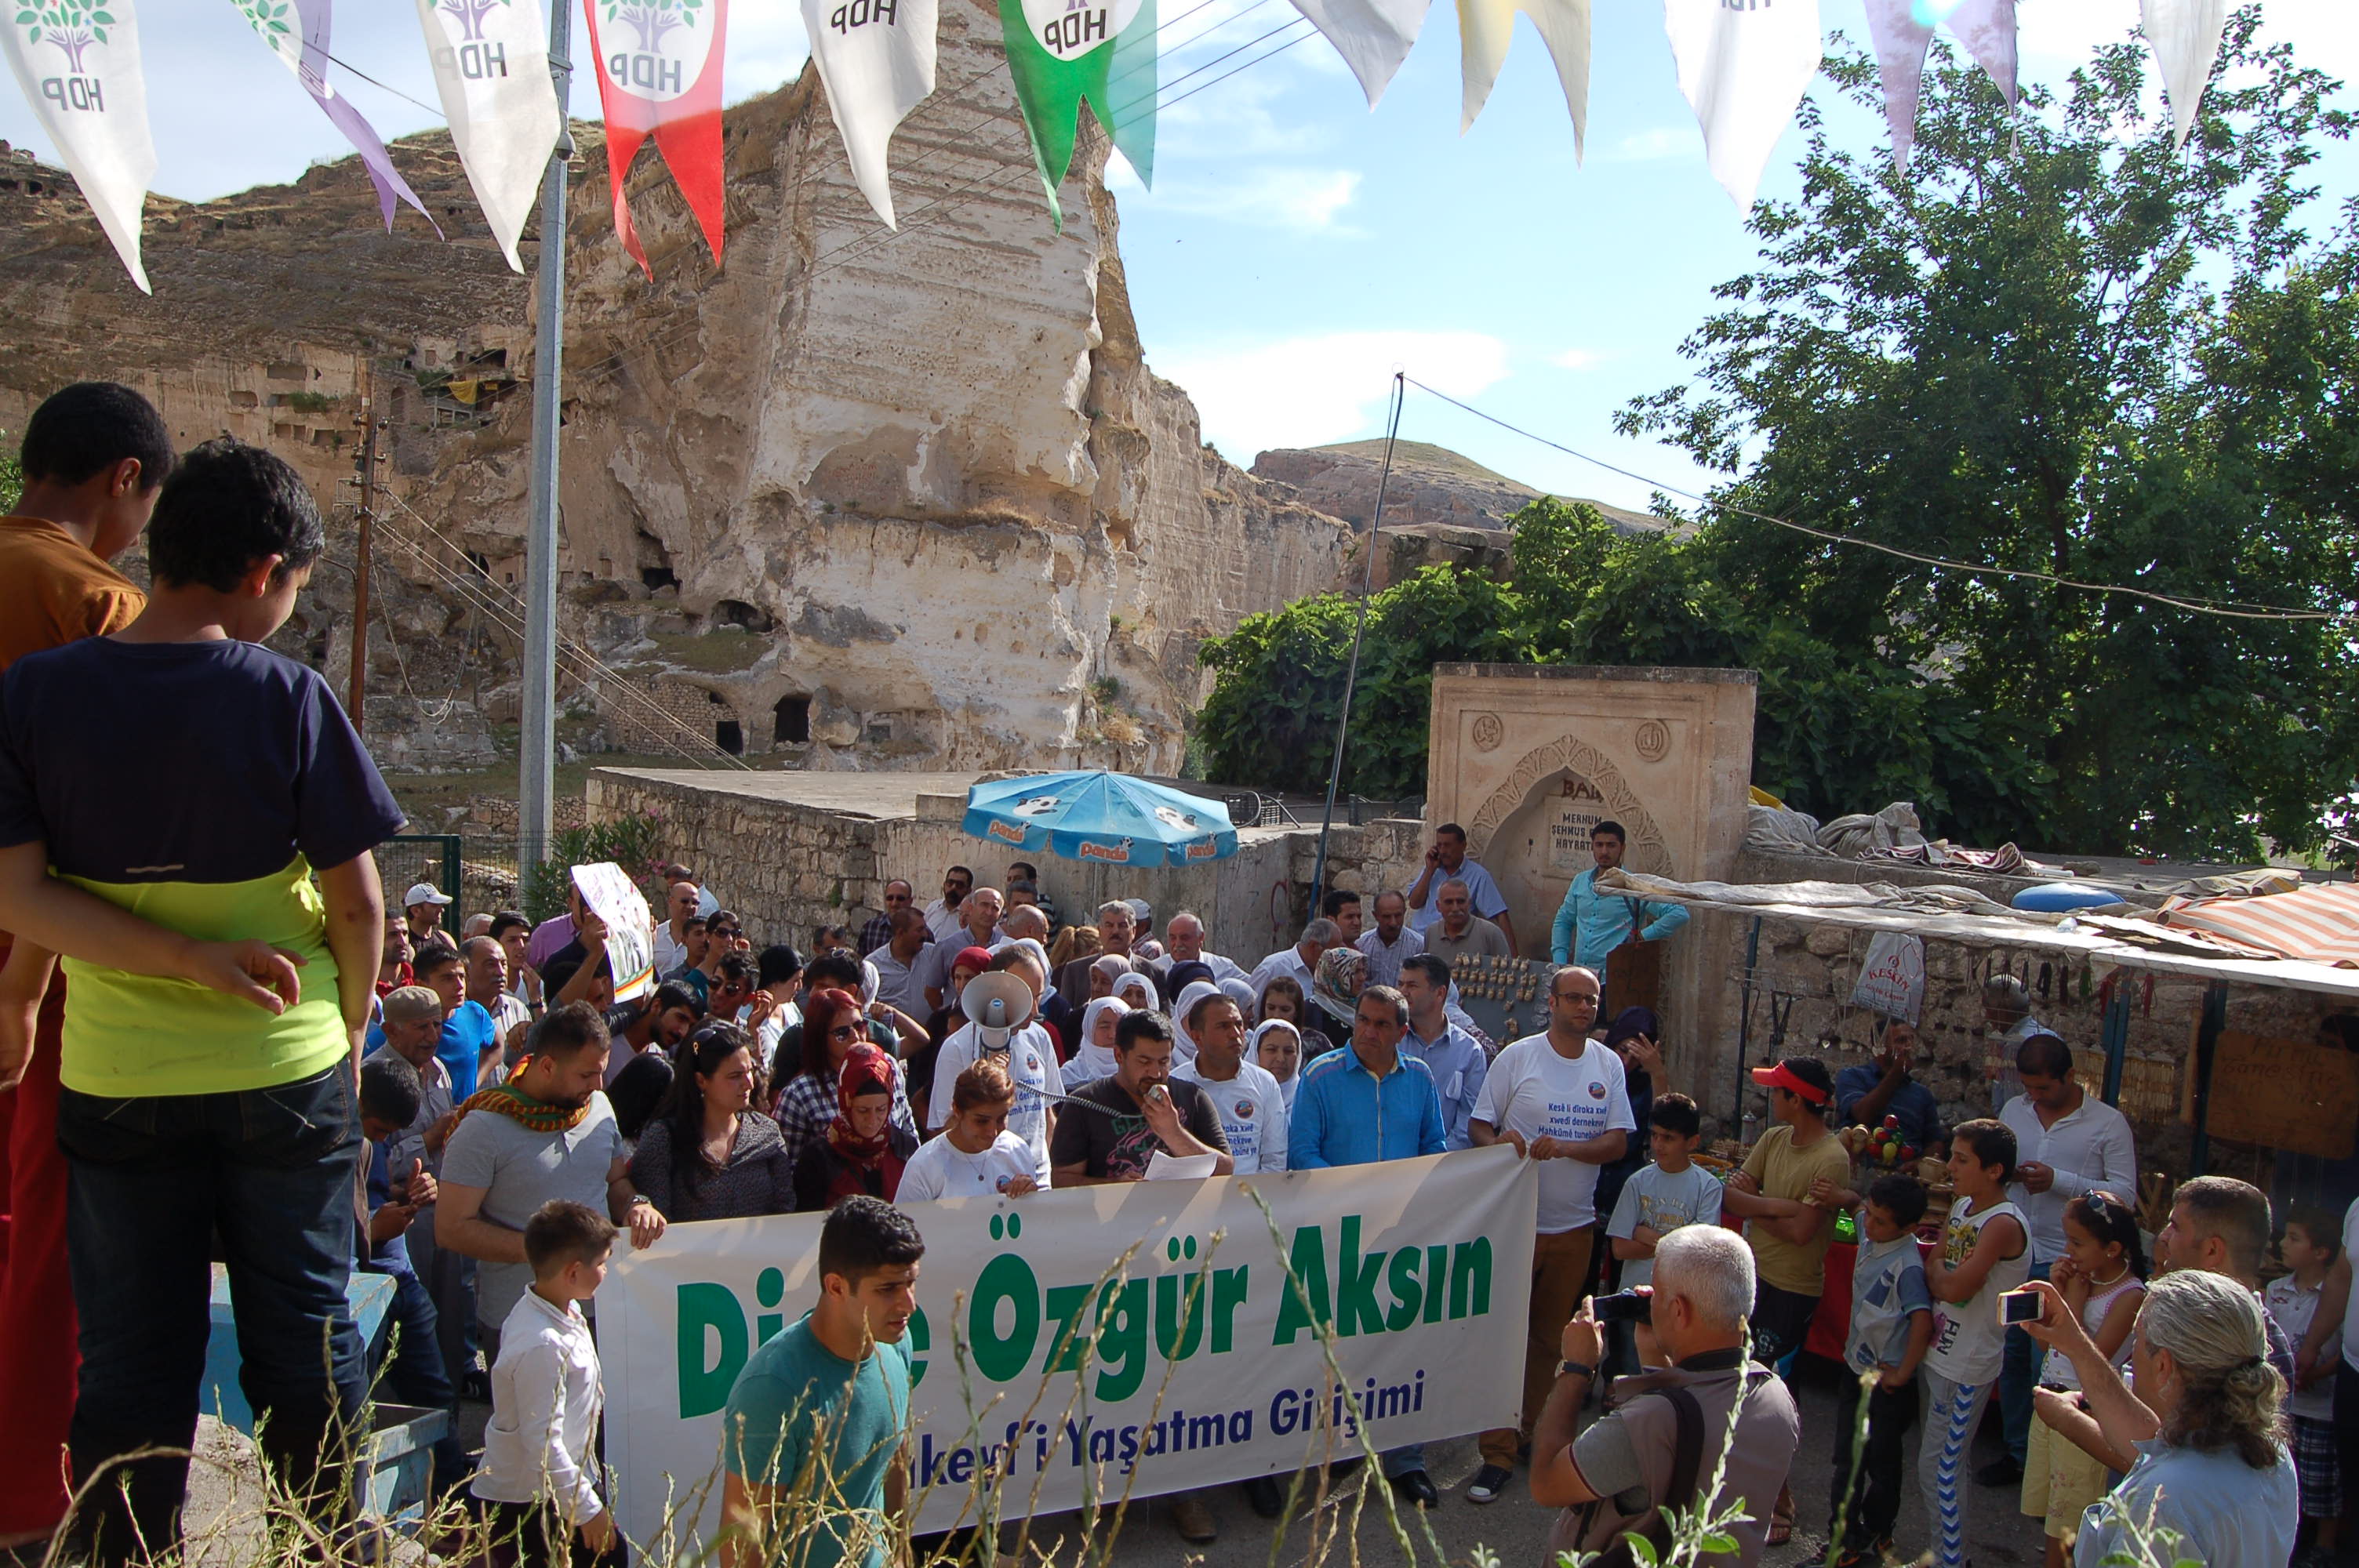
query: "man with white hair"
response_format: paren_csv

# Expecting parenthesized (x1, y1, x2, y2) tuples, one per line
(1530, 1226, 1801, 1565)
(1249, 919, 1341, 1004)
(1052, 899, 1143, 1012)
(1151, 910, 1244, 985)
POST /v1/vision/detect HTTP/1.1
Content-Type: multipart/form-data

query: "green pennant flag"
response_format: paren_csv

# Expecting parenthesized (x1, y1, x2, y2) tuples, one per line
(998, 0, 1156, 229)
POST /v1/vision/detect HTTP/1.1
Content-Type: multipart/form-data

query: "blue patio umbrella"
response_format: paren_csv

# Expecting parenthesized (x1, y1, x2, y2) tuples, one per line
(962, 771, 1240, 869)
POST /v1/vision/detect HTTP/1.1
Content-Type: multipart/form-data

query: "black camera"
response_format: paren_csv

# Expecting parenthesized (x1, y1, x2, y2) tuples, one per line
(1593, 1290, 1652, 1324)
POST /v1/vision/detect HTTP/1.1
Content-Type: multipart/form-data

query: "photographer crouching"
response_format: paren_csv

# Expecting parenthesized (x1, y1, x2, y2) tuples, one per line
(1531, 1227, 1801, 1566)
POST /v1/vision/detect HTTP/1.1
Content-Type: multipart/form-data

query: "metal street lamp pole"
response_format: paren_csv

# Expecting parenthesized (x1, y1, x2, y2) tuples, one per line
(520, 0, 574, 871)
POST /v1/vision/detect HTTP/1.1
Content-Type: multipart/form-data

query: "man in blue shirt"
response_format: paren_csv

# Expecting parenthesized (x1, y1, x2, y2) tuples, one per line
(1397, 955, 1487, 1152)
(1550, 819, 1688, 972)
(1833, 1015, 1944, 1155)
(1289, 984, 1447, 1507)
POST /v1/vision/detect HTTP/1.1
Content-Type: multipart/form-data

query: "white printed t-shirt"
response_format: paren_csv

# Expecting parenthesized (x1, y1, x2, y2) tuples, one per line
(1175, 1058, 1289, 1174)
(896, 1130, 1039, 1202)
(1472, 1033, 1635, 1233)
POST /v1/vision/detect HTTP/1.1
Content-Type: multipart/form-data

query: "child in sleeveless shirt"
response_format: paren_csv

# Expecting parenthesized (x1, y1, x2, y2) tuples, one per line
(2022, 1192, 2146, 1565)
(1919, 1119, 2030, 1568)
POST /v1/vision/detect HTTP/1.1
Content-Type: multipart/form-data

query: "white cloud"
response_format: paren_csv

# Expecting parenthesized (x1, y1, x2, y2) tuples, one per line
(1122, 167, 1365, 233)
(1153, 330, 1511, 460)
(1600, 126, 1696, 163)
(1550, 347, 1602, 371)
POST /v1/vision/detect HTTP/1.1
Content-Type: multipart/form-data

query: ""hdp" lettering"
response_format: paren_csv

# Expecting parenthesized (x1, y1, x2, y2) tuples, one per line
(39, 76, 104, 113)
(610, 52, 682, 93)
(1038, 8, 1106, 52)
(460, 41, 508, 78)
(830, 0, 898, 30)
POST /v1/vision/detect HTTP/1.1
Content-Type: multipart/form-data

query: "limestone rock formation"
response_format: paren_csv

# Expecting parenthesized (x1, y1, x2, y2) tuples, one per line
(1, 0, 1350, 778)
(1252, 438, 1675, 537)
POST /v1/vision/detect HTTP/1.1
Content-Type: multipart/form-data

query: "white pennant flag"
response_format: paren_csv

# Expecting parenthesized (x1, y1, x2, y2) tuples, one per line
(2, 0, 156, 291)
(1663, 0, 1821, 210)
(415, 0, 562, 271)
(803, 0, 938, 227)
(1458, 0, 1589, 152)
(1863, 0, 2016, 172)
(1289, 0, 1431, 108)
(2140, 0, 2226, 150)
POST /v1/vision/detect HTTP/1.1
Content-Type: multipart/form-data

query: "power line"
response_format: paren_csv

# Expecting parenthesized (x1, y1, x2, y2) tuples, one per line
(1399, 377, 2343, 624)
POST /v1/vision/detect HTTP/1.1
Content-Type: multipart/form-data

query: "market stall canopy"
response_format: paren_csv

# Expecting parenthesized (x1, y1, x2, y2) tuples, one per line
(962, 771, 1239, 869)
(2160, 881, 2359, 968)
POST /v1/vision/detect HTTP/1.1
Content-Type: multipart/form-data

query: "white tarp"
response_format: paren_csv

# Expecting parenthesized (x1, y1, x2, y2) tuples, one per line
(602, 1147, 1537, 1544)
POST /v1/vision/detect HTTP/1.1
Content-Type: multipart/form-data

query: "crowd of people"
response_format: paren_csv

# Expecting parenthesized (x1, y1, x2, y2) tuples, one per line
(0, 383, 2328, 1568)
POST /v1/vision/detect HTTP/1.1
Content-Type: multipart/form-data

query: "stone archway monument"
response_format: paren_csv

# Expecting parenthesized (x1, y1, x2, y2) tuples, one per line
(1427, 665, 1757, 1054)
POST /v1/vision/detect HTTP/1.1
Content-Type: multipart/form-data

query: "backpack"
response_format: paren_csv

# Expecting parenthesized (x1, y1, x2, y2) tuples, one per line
(1576, 1383, 1707, 1568)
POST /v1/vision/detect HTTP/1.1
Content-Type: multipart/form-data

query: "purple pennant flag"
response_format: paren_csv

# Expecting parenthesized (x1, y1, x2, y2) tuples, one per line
(233, 0, 442, 234)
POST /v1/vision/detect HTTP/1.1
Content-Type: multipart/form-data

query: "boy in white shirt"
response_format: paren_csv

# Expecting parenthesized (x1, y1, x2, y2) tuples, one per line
(473, 1200, 622, 1567)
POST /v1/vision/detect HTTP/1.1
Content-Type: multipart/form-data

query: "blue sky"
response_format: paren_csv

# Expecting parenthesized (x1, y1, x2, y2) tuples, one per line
(4, 2, 2354, 513)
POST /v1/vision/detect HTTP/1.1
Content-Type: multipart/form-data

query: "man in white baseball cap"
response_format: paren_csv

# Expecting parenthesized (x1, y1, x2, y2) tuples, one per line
(402, 882, 454, 947)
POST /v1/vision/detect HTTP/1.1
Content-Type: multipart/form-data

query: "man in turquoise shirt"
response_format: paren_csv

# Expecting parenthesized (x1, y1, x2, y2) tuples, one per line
(1287, 985, 1447, 1508)
(1550, 820, 1688, 970)
(720, 1197, 921, 1568)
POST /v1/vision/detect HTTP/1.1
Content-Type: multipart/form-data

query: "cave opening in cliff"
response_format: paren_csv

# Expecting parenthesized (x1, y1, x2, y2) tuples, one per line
(773, 696, 810, 746)
(715, 720, 744, 755)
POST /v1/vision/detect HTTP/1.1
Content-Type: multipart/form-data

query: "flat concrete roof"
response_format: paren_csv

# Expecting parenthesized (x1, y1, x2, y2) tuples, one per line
(594, 768, 988, 822)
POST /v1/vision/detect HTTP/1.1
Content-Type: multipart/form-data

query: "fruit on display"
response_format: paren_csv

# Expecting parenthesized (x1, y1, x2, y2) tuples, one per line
(1860, 1115, 1917, 1170)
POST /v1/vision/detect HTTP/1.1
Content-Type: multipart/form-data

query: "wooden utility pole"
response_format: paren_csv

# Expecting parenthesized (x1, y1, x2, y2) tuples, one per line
(349, 368, 378, 730)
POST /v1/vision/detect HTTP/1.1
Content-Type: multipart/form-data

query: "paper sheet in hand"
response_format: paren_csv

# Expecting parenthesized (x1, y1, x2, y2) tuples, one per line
(1145, 1149, 1219, 1181)
(572, 862, 656, 1002)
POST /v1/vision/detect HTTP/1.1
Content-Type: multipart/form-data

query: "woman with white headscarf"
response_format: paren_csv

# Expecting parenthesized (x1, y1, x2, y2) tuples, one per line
(1217, 976, 1258, 1022)
(1252, 1019, 1304, 1112)
(1169, 980, 1224, 1067)
(1068, 996, 1129, 1086)
(1110, 971, 1158, 1012)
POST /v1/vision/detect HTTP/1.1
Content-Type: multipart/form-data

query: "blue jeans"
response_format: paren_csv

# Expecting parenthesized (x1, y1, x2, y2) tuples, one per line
(1997, 1258, 2054, 1464)
(1379, 1443, 1424, 1479)
(60, 1064, 366, 1564)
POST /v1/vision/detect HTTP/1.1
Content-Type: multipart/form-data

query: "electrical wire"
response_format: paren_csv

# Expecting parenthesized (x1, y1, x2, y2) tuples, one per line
(1399, 377, 2343, 624)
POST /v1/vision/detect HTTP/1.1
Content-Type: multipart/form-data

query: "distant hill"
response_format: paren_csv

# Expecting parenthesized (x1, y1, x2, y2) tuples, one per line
(1250, 440, 1676, 535)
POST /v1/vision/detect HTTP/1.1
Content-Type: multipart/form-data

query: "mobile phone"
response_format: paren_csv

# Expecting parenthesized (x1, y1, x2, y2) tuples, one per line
(2000, 1286, 2045, 1327)
(1593, 1290, 1652, 1324)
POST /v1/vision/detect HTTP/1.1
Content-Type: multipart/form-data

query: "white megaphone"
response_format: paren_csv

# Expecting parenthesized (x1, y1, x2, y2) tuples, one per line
(961, 971, 1037, 1050)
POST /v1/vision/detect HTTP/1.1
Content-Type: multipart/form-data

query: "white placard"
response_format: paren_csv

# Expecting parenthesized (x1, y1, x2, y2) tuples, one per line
(572, 861, 656, 1002)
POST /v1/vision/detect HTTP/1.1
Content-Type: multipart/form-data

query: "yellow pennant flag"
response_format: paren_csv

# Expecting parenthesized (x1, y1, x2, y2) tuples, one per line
(1456, 0, 1589, 151)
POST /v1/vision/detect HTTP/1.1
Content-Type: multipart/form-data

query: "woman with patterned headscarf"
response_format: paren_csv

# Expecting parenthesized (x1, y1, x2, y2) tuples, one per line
(1311, 944, 1367, 1034)
(792, 1042, 918, 1208)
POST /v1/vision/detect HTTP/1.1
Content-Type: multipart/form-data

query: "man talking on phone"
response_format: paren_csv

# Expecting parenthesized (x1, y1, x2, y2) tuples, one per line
(1530, 1227, 1799, 1566)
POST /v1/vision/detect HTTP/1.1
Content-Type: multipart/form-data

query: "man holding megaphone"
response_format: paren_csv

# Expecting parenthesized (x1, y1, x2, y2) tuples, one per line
(925, 946, 1064, 1186)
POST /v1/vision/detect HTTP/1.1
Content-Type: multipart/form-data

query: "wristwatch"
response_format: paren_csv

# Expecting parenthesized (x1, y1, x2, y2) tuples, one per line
(1558, 1357, 1598, 1381)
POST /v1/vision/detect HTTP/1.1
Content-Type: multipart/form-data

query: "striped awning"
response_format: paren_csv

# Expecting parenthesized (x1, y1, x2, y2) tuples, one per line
(2160, 881, 2359, 967)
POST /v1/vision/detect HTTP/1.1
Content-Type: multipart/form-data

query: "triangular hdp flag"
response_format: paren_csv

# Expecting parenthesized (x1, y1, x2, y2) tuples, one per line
(231, 0, 441, 235)
(1457, 0, 1588, 154)
(1662, 0, 1820, 210)
(1000, 0, 1156, 231)
(2140, 0, 2226, 151)
(2, 0, 157, 290)
(415, 0, 564, 271)
(1863, 0, 2016, 172)
(803, 0, 940, 227)
(580, 0, 731, 274)
(1287, 0, 1430, 108)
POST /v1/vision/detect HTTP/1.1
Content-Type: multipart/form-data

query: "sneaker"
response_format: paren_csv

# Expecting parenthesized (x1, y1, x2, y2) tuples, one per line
(1390, 1470, 1439, 1510)
(1168, 1494, 1216, 1544)
(1464, 1465, 1515, 1505)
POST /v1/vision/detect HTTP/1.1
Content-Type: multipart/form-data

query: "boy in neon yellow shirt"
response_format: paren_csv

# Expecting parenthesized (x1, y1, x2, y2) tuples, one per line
(0, 437, 405, 1563)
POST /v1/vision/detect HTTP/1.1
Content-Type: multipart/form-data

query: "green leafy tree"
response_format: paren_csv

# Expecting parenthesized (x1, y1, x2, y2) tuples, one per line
(1201, 15, 2359, 859)
(1619, 13, 2358, 858)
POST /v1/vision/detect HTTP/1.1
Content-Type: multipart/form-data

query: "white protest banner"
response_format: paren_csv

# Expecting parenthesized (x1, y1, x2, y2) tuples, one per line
(2, 0, 156, 291)
(571, 861, 656, 1001)
(1850, 930, 1926, 1024)
(415, 0, 564, 271)
(2139, 0, 2226, 151)
(602, 1147, 1537, 1544)
(1663, 0, 1821, 210)
(802, 0, 937, 227)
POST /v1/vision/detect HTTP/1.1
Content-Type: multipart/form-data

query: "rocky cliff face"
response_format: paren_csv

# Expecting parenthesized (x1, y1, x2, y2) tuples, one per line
(0, 9, 1348, 777)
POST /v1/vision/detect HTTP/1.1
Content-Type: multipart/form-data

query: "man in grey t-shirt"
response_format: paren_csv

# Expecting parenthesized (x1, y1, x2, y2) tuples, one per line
(434, 1003, 666, 1351)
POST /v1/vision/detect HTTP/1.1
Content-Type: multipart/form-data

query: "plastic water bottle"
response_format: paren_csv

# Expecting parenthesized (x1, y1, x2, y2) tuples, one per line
(1834, 1207, 1858, 1245)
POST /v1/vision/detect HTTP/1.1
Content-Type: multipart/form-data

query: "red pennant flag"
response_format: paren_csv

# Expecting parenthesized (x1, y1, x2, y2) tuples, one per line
(580, 0, 729, 274)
